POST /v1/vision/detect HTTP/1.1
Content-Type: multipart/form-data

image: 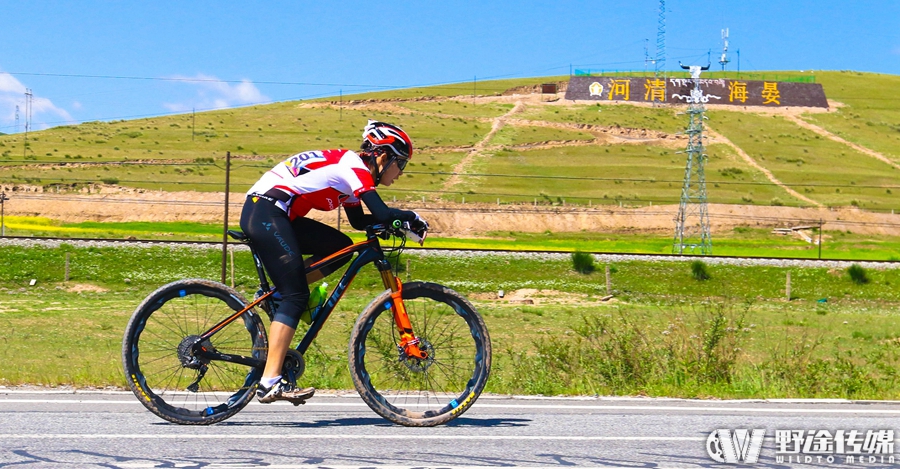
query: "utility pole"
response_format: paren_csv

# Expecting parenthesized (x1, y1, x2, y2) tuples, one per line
(221, 151, 231, 283)
(0, 192, 8, 237)
(23, 89, 32, 158)
(673, 63, 712, 255)
(14, 105, 19, 134)
(817, 219, 823, 259)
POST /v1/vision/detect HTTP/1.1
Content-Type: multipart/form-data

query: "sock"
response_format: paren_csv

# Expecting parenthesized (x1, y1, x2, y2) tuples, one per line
(260, 375, 281, 389)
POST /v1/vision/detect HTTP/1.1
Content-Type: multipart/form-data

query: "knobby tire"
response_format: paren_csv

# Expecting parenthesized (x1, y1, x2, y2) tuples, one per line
(348, 281, 491, 427)
(122, 279, 267, 425)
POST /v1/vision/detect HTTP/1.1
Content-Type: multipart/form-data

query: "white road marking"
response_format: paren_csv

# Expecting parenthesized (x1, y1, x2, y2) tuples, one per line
(1, 398, 899, 414)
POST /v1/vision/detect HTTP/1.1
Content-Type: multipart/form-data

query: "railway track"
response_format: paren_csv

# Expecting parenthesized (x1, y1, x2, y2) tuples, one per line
(1, 234, 897, 269)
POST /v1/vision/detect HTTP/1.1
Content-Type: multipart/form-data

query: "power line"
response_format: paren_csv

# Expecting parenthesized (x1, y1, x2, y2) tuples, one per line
(3, 169, 900, 190)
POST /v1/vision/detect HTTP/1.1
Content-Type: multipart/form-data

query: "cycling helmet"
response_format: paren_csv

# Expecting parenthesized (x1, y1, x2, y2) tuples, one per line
(360, 120, 413, 185)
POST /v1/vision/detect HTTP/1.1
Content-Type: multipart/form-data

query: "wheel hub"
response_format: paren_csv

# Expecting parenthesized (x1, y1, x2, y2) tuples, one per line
(399, 339, 434, 372)
(177, 335, 212, 369)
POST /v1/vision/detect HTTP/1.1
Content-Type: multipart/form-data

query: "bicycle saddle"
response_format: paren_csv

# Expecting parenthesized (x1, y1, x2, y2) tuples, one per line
(227, 230, 249, 242)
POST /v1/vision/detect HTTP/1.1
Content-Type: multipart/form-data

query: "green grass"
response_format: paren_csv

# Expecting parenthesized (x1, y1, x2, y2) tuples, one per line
(806, 71, 900, 162)
(453, 143, 792, 205)
(709, 110, 900, 208)
(488, 124, 595, 146)
(4, 244, 900, 399)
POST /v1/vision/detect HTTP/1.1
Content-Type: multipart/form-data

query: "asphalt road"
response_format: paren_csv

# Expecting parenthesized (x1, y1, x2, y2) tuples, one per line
(2, 390, 900, 468)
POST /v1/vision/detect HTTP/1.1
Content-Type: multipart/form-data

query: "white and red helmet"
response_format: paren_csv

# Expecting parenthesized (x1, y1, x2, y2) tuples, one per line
(360, 120, 413, 161)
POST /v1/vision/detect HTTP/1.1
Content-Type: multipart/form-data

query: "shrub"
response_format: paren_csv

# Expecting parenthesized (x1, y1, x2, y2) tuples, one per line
(571, 251, 595, 274)
(848, 264, 869, 284)
(691, 260, 711, 281)
(101, 177, 119, 185)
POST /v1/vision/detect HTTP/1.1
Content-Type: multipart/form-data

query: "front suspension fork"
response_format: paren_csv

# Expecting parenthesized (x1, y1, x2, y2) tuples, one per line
(377, 259, 428, 360)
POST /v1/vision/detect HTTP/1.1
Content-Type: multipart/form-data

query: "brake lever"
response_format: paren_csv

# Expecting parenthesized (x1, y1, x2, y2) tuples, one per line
(402, 228, 427, 246)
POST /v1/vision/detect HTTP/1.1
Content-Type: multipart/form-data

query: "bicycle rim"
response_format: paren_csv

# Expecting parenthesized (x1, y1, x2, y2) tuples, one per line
(350, 282, 491, 426)
(124, 280, 266, 424)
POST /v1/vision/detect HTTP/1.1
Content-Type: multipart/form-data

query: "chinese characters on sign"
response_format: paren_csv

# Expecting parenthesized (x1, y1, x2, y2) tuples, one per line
(566, 76, 827, 108)
(644, 78, 666, 102)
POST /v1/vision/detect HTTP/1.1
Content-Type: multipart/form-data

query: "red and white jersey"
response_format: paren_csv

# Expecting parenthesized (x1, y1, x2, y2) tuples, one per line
(247, 149, 376, 218)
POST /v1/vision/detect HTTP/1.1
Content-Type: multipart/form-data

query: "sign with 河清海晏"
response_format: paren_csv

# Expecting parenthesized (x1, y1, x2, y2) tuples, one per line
(565, 76, 828, 108)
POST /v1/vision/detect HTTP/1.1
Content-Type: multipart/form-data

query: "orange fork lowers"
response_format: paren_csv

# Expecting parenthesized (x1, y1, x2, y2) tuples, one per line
(379, 271, 428, 360)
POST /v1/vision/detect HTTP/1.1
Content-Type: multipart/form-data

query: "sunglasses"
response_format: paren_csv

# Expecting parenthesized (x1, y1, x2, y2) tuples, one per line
(392, 157, 409, 172)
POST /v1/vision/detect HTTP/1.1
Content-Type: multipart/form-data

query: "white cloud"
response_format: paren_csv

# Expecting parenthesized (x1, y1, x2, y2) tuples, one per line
(0, 72, 74, 131)
(163, 73, 268, 112)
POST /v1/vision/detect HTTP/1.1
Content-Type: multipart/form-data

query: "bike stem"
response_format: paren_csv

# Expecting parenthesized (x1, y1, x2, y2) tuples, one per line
(375, 259, 428, 360)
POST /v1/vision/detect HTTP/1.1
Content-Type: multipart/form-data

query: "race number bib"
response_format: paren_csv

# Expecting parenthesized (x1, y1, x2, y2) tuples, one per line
(283, 151, 326, 177)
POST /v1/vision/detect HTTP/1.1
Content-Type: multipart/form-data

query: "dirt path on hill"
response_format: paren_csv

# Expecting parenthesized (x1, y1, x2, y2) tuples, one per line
(705, 126, 823, 207)
(441, 101, 525, 193)
(783, 114, 900, 170)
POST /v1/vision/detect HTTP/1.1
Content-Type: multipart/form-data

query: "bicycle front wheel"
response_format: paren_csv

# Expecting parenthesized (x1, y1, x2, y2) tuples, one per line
(349, 281, 491, 426)
(122, 279, 267, 425)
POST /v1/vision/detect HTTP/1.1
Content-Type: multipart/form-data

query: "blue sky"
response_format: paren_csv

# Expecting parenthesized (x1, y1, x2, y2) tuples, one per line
(1, 1, 898, 133)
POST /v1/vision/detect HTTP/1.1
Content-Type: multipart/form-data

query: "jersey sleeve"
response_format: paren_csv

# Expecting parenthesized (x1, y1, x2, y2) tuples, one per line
(351, 167, 376, 198)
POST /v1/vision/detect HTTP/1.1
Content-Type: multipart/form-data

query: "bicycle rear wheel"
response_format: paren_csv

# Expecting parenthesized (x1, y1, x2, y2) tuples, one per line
(122, 279, 267, 425)
(349, 281, 491, 426)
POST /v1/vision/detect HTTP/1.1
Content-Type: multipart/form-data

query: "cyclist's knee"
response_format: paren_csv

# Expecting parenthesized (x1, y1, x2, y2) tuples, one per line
(272, 294, 310, 329)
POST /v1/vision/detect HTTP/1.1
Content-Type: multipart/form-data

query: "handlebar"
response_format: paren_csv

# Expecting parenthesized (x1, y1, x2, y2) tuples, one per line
(366, 221, 427, 246)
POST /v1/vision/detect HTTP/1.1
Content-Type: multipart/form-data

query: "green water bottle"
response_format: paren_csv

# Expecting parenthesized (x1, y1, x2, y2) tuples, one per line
(301, 283, 328, 324)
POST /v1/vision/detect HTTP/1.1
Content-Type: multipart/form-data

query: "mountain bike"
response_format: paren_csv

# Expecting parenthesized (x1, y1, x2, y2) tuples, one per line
(122, 222, 491, 426)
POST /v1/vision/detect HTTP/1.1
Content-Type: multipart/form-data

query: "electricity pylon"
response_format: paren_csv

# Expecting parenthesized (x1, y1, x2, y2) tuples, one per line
(673, 63, 712, 255)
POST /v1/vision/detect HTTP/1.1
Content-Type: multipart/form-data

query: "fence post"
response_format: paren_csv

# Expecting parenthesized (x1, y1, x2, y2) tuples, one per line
(65, 252, 70, 282)
(605, 264, 611, 295)
(786, 271, 791, 301)
(221, 151, 231, 284)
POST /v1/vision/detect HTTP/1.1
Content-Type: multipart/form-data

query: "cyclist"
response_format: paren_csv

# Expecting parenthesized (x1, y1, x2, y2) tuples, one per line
(240, 120, 428, 404)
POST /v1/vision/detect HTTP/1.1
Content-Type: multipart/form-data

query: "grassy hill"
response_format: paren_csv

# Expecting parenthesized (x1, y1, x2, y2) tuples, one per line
(0, 71, 898, 210)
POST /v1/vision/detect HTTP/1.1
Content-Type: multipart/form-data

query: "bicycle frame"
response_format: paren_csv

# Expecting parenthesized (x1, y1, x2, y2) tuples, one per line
(193, 225, 425, 369)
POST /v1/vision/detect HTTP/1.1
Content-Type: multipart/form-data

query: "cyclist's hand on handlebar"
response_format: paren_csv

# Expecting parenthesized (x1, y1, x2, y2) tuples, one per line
(410, 211, 429, 232)
(391, 212, 428, 245)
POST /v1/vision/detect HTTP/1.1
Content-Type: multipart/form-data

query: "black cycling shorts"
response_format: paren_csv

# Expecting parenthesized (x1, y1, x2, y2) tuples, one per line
(239, 196, 352, 328)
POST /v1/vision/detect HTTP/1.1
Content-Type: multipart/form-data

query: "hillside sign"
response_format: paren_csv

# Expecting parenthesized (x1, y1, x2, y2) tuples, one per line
(565, 76, 828, 108)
